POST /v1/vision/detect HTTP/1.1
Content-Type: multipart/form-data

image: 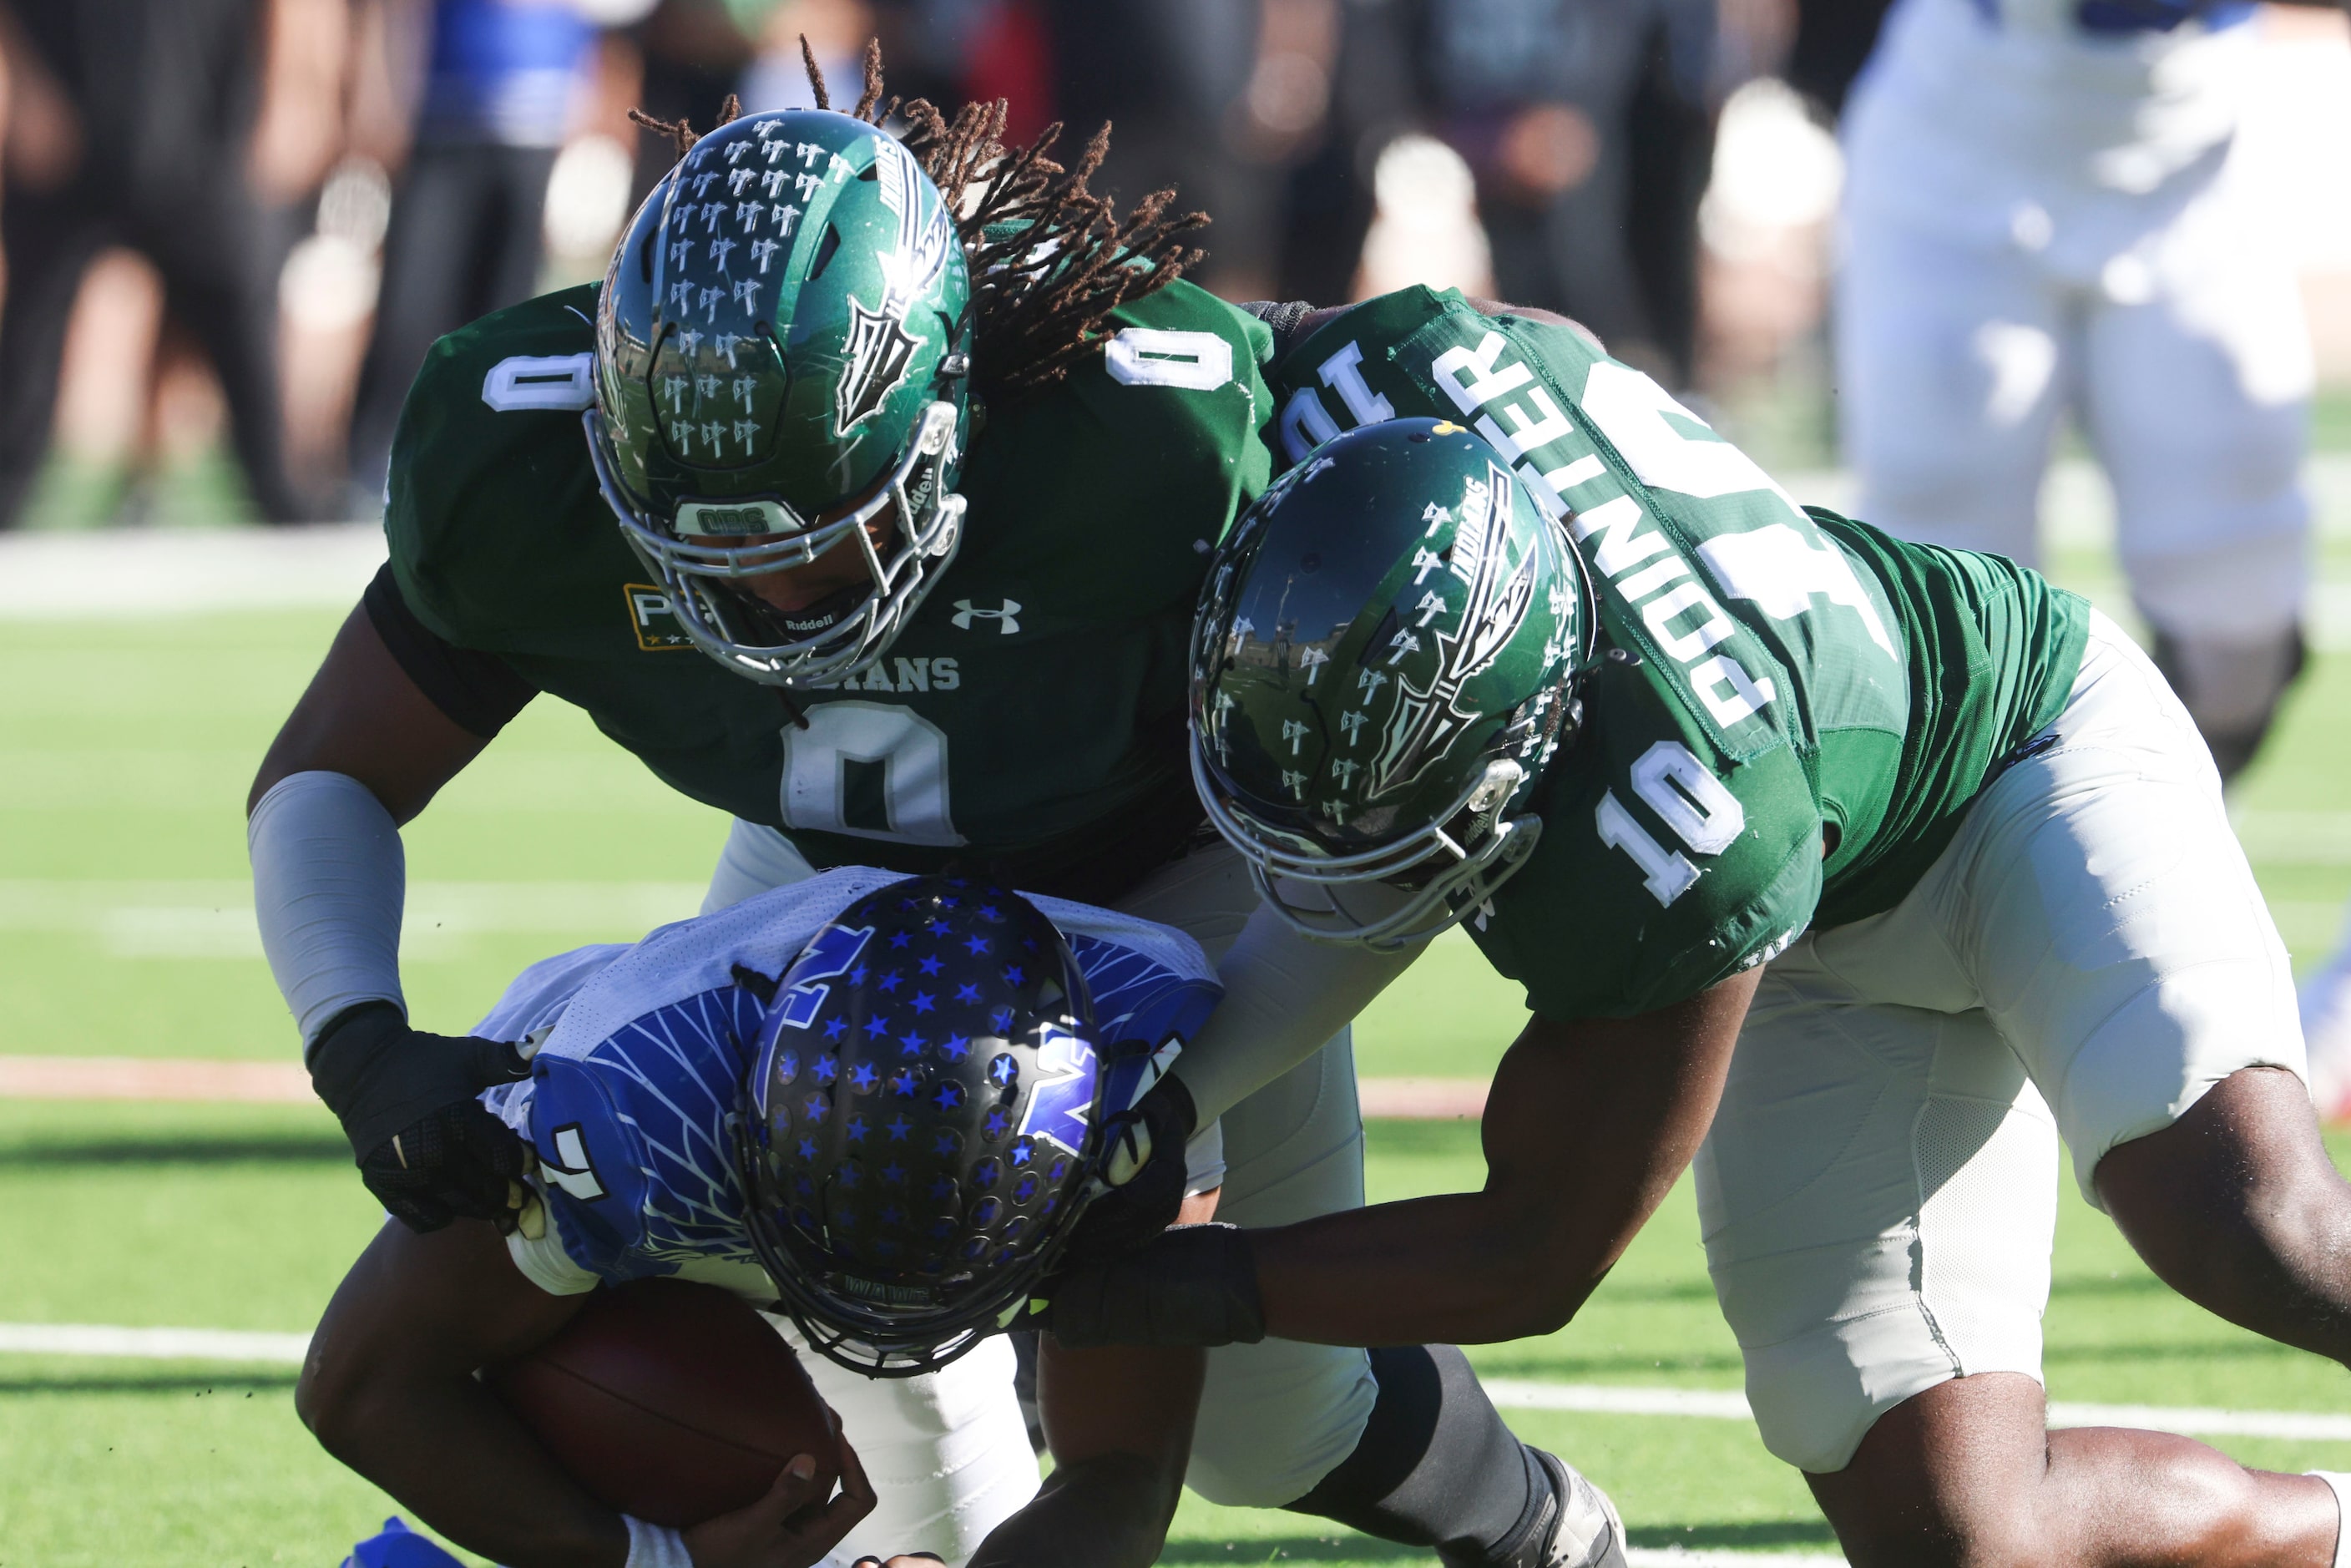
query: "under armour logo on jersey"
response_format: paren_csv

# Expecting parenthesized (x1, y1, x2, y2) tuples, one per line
(541, 1124, 607, 1201)
(952, 599, 1022, 635)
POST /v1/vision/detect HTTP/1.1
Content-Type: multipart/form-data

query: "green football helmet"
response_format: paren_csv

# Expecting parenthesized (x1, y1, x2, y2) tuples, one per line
(1191, 418, 1595, 948)
(586, 109, 973, 688)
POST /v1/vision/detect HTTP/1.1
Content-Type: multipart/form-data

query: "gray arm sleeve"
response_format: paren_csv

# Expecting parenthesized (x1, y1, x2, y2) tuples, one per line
(1168, 901, 1426, 1125)
(248, 771, 407, 1050)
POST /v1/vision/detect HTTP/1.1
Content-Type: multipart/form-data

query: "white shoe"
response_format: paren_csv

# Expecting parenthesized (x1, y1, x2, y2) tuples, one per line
(1532, 1448, 1629, 1568)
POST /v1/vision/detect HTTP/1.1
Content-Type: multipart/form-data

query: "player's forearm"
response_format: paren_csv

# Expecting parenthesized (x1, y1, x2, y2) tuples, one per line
(966, 1453, 1182, 1568)
(1256, 981, 1752, 1346)
(1171, 902, 1423, 1124)
(1251, 1187, 1621, 1344)
(249, 769, 409, 1050)
(303, 1363, 629, 1567)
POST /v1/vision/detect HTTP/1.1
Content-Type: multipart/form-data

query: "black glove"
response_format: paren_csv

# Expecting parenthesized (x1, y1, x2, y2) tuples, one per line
(307, 1001, 534, 1233)
(1033, 1222, 1265, 1348)
(1064, 1074, 1199, 1264)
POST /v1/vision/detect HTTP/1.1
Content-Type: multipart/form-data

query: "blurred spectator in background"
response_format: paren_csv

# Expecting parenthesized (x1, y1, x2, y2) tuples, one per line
(0, 0, 318, 527)
(1265, 0, 1413, 306)
(345, 0, 655, 512)
(1418, 0, 1719, 389)
(738, 0, 872, 112)
(1836, 0, 2322, 783)
(1041, 0, 1277, 298)
(1781, 0, 1893, 119)
(625, 0, 754, 203)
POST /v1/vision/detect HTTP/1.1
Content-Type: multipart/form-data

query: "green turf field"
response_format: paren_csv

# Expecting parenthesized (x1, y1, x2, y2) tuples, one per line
(3, 488, 2351, 1565)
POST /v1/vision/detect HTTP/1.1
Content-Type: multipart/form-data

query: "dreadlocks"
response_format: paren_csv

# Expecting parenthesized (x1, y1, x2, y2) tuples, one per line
(639, 40, 1206, 399)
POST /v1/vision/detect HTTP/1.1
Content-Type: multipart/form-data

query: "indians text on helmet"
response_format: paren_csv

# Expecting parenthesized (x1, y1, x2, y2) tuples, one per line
(835, 135, 953, 438)
(1363, 461, 1539, 802)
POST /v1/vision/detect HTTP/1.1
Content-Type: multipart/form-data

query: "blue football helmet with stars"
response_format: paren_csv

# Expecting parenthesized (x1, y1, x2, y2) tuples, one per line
(736, 875, 1124, 1375)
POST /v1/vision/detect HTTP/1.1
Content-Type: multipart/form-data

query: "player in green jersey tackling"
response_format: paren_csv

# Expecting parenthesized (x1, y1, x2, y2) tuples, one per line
(1046, 288, 2351, 1565)
(247, 60, 1624, 1568)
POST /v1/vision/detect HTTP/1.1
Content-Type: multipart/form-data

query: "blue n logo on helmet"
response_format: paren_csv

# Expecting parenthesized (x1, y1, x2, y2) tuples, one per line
(766, 922, 876, 1034)
(1017, 1022, 1100, 1157)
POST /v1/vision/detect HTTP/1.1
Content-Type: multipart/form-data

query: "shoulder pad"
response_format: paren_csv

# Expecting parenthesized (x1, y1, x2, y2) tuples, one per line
(1478, 661, 1822, 1019)
(953, 279, 1275, 619)
(527, 986, 766, 1282)
(386, 285, 636, 654)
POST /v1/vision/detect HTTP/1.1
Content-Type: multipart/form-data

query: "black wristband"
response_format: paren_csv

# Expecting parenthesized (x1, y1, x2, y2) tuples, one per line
(1041, 1222, 1265, 1348)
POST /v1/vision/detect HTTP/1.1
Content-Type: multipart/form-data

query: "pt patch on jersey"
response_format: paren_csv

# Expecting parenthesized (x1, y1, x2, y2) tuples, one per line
(624, 584, 694, 651)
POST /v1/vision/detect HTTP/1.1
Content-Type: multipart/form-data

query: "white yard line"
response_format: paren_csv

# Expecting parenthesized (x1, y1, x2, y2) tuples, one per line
(1484, 1379, 2351, 1444)
(0, 1055, 1497, 1112)
(0, 1322, 310, 1362)
(2, 1327, 2342, 1454)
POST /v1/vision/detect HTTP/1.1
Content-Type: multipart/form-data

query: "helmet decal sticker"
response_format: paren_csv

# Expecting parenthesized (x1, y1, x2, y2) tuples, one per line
(1016, 1022, 1100, 1156)
(1368, 461, 1540, 799)
(836, 137, 953, 438)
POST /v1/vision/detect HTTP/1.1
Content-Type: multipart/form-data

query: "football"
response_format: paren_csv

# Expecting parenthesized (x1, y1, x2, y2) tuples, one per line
(488, 1278, 841, 1528)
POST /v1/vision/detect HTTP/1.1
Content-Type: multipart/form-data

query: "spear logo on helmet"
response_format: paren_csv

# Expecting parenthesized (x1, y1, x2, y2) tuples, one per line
(1368, 462, 1540, 797)
(836, 137, 955, 438)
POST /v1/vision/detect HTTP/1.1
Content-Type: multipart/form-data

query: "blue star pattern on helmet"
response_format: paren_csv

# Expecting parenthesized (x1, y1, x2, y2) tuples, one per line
(473, 868, 1223, 1316)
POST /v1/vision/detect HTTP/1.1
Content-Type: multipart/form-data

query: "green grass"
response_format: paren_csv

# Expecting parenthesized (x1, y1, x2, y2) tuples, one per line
(5, 481, 2351, 1565)
(8, 1102, 2351, 1565)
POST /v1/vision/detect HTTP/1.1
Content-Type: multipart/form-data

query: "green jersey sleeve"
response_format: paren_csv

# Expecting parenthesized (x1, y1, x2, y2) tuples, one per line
(384, 280, 1274, 904)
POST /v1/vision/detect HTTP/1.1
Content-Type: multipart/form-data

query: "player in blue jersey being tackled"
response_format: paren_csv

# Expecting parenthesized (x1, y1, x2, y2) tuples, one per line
(303, 872, 1250, 1568)
(299, 867, 1627, 1568)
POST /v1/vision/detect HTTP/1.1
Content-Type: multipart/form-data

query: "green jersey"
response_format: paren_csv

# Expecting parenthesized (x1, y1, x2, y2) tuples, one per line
(387, 281, 1273, 898)
(1267, 288, 2088, 1019)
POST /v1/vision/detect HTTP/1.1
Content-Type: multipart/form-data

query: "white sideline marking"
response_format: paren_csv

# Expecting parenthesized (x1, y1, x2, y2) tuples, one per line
(1486, 1379, 2351, 1444)
(1625, 1553, 1843, 1567)
(0, 524, 385, 619)
(0, 878, 708, 959)
(0, 1322, 310, 1363)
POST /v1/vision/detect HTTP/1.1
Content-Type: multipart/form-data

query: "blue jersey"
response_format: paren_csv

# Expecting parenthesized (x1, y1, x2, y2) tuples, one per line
(479, 868, 1221, 1300)
(417, 0, 596, 146)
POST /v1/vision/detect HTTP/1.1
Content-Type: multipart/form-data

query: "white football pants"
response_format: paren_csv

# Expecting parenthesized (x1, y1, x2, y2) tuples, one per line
(700, 832, 1383, 1554)
(1836, 160, 2313, 653)
(1696, 610, 2305, 1474)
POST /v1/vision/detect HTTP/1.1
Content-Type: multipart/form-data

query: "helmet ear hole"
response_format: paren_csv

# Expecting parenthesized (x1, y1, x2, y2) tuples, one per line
(808, 226, 843, 281)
